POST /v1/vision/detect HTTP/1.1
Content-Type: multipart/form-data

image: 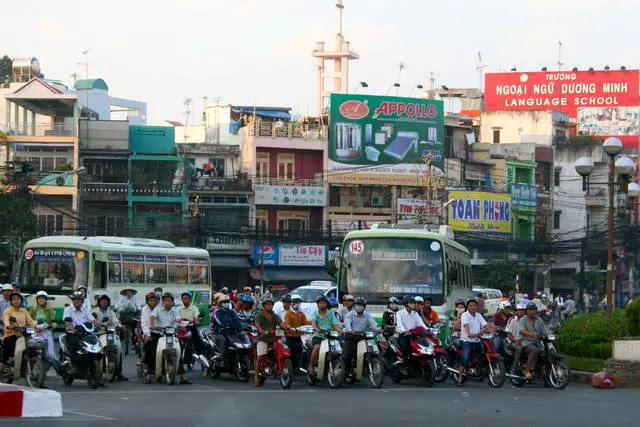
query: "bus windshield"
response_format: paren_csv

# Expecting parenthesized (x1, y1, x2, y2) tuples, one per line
(19, 248, 89, 293)
(339, 238, 444, 305)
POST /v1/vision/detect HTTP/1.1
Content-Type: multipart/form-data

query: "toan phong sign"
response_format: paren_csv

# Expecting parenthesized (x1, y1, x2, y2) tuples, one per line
(448, 191, 512, 235)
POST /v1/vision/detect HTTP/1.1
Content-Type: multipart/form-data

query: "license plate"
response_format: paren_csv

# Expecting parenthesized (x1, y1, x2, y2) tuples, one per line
(107, 335, 114, 342)
(167, 337, 173, 346)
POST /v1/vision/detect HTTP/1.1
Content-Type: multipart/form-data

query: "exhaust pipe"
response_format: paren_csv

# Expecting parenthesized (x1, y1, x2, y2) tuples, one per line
(198, 354, 210, 369)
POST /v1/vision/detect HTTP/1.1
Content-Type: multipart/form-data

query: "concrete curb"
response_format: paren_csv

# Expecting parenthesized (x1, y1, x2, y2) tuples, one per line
(570, 370, 593, 385)
(570, 370, 640, 388)
(0, 384, 62, 418)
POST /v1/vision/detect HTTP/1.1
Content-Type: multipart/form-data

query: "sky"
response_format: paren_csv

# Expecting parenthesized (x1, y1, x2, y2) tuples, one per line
(2, 0, 638, 123)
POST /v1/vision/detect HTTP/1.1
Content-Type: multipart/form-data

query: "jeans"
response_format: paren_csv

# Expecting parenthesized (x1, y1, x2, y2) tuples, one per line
(493, 335, 505, 354)
(0, 335, 18, 363)
(398, 334, 411, 358)
(144, 335, 160, 375)
(459, 341, 481, 367)
(343, 336, 362, 373)
(288, 336, 302, 371)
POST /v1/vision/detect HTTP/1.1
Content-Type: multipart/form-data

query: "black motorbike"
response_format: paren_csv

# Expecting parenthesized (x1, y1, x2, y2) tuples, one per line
(200, 328, 251, 382)
(503, 333, 569, 389)
(58, 322, 104, 389)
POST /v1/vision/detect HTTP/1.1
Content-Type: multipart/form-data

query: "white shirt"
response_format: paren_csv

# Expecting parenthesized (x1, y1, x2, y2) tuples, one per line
(141, 305, 154, 337)
(273, 305, 287, 322)
(178, 304, 200, 322)
(461, 311, 487, 343)
(116, 295, 142, 311)
(395, 308, 427, 334)
(505, 316, 522, 341)
(63, 305, 94, 328)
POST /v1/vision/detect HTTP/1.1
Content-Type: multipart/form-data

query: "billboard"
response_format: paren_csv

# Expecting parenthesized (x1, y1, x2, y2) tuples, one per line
(254, 184, 327, 206)
(511, 184, 538, 208)
(448, 191, 512, 235)
(328, 94, 444, 186)
(252, 243, 327, 267)
(484, 70, 640, 146)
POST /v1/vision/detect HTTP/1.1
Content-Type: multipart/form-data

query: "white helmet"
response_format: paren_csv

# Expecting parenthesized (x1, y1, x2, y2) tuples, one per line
(35, 291, 49, 298)
(516, 302, 527, 310)
(414, 296, 424, 303)
(1, 284, 13, 291)
(499, 301, 512, 310)
(290, 294, 302, 302)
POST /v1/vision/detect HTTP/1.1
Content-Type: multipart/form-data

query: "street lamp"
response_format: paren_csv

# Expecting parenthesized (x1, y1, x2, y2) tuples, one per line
(575, 137, 637, 319)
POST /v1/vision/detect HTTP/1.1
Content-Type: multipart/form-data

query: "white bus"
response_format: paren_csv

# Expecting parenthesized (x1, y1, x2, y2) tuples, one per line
(18, 236, 211, 324)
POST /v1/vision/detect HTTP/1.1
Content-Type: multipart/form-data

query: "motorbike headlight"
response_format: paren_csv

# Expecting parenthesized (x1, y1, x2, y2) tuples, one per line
(26, 327, 35, 335)
(365, 331, 375, 338)
(165, 327, 175, 335)
(329, 330, 339, 338)
(275, 329, 285, 337)
(107, 326, 116, 332)
(547, 334, 556, 341)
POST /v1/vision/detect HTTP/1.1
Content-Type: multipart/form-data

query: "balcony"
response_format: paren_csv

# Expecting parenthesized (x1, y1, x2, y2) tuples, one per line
(255, 179, 327, 207)
(585, 188, 607, 207)
(131, 183, 184, 198)
(81, 182, 129, 202)
(188, 176, 252, 193)
(2, 123, 76, 138)
(247, 120, 327, 151)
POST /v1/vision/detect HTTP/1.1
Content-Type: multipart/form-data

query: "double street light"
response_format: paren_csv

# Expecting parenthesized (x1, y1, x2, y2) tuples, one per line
(575, 137, 640, 319)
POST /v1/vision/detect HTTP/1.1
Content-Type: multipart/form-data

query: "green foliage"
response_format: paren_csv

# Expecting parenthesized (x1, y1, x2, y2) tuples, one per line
(625, 298, 640, 337)
(573, 270, 605, 294)
(565, 356, 604, 373)
(0, 130, 8, 141)
(557, 311, 629, 359)
(0, 55, 11, 84)
(472, 260, 535, 293)
(53, 164, 73, 172)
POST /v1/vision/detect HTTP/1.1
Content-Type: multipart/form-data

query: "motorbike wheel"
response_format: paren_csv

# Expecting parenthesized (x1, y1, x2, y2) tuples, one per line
(449, 369, 466, 385)
(327, 358, 345, 389)
(1, 368, 14, 384)
(548, 360, 570, 390)
(433, 354, 449, 383)
(209, 366, 221, 379)
(306, 372, 318, 386)
(164, 353, 176, 386)
(62, 374, 74, 386)
(390, 366, 403, 384)
(509, 364, 526, 388)
(104, 351, 118, 383)
(488, 360, 506, 388)
(87, 360, 102, 389)
(421, 361, 435, 387)
(368, 356, 384, 388)
(279, 357, 293, 389)
(26, 357, 46, 388)
(236, 356, 250, 382)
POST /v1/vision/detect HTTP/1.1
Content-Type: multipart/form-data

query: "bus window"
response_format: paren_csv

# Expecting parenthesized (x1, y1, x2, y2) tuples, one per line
(122, 262, 145, 284)
(189, 265, 208, 285)
(95, 261, 107, 289)
(168, 264, 188, 284)
(146, 264, 167, 285)
(108, 261, 122, 284)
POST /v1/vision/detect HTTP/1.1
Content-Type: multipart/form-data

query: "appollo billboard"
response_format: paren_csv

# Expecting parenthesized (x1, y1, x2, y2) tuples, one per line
(328, 94, 444, 186)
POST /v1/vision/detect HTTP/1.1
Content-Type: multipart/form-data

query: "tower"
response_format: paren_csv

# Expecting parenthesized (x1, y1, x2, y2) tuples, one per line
(312, 0, 359, 117)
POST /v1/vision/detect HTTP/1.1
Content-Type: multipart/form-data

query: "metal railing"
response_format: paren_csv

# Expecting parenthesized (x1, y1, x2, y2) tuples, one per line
(254, 177, 324, 186)
(188, 177, 252, 192)
(131, 184, 184, 197)
(81, 183, 129, 201)
(1, 123, 76, 137)
(248, 120, 327, 140)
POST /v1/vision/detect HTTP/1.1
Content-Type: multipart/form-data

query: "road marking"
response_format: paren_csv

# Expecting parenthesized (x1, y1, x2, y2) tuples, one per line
(59, 387, 463, 395)
(63, 410, 118, 420)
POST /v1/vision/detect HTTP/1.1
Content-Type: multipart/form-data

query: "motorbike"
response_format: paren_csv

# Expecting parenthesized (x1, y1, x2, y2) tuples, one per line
(0, 320, 47, 388)
(154, 326, 181, 385)
(344, 330, 384, 388)
(177, 319, 196, 371)
(446, 332, 506, 388)
(306, 329, 345, 389)
(504, 333, 570, 389)
(59, 322, 104, 389)
(96, 315, 121, 383)
(387, 327, 437, 387)
(200, 328, 251, 382)
(424, 324, 449, 383)
(256, 328, 294, 389)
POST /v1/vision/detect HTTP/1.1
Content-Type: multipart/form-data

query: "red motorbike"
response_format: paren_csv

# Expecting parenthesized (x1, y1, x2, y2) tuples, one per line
(387, 326, 437, 387)
(423, 325, 449, 383)
(256, 328, 293, 389)
(446, 332, 506, 387)
(177, 319, 196, 370)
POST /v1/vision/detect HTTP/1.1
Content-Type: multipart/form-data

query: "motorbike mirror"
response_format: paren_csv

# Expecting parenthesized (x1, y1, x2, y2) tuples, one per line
(8, 316, 17, 323)
(198, 313, 204, 319)
(102, 316, 108, 322)
(91, 312, 98, 319)
(37, 319, 44, 325)
(64, 303, 70, 307)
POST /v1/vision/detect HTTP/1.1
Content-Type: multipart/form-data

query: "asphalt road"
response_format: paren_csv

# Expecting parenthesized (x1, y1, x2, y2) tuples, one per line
(1, 354, 637, 427)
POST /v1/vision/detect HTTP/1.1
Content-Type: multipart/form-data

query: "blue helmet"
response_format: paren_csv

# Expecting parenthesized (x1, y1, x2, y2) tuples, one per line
(181, 291, 192, 299)
(327, 297, 339, 308)
(388, 296, 399, 304)
(242, 295, 254, 304)
(466, 297, 479, 306)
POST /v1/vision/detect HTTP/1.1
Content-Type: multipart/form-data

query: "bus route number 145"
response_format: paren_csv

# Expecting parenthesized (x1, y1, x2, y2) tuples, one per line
(349, 240, 364, 255)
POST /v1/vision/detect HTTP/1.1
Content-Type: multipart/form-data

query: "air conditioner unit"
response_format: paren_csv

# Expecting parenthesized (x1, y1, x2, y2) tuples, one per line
(371, 196, 384, 207)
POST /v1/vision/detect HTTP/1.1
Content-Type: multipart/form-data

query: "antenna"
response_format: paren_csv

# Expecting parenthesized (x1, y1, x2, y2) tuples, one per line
(557, 40, 564, 71)
(211, 96, 222, 106)
(475, 51, 487, 91)
(397, 63, 406, 96)
(183, 98, 192, 136)
(336, 0, 344, 37)
(81, 49, 91, 80)
(70, 72, 78, 84)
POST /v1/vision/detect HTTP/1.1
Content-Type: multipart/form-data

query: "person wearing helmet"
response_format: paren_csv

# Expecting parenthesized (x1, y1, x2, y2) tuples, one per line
(237, 295, 257, 329)
(395, 296, 428, 358)
(308, 294, 341, 377)
(505, 302, 527, 373)
(254, 295, 288, 386)
(457, 298, 491, 386)
(62, 292, 99, 366)
(0, 291, 38, 372)
(518, 302, 548, 379)
(9, 283, 27, 307)
(274, 294, 291, 321)
(450, 299, 467, 337)
(283, 294, 309, 374)
(211, 293, 243, 364)
(140, 292, 160, 383)
(1, 283, 15, 314)
(336, 294, 355, 323)
(75, 286, 92, 311)
(491, 301, 513, 353)
(93, 293, 128, 381)
(343, 297, 378, 376)
(382, 297, 400, 338)
(150, 293, 191, 384)
(327, 297, 339, 314)
(28, 291, 56, 361)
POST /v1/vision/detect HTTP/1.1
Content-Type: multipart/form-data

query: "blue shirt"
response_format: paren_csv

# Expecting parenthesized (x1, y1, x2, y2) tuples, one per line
(344, 310, 377, 333)
(213, 307, 242, 333)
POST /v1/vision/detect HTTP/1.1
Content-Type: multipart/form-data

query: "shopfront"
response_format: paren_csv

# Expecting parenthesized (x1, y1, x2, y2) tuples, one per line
(207, 233, 251, 290)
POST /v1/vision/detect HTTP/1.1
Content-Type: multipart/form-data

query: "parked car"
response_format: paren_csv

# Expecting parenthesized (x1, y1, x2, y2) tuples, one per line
(273, 281, 336, 320)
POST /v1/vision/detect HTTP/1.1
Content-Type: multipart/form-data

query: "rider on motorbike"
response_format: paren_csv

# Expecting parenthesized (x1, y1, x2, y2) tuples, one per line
(450, 299, 466, 338)
(518, 302, 548, 379)
(491, 301, 513, 353)
(63, 292, 100, 365)
(254, 296, 289, 387)
(28, 291, 57, 362)
(178, 291, 204, 368)
(506, 302, 527, 373)
(395, 296, 427, 359)
(274, 294, 291, 321)
(0, 292, 38, 373)
(212, 293, 243, 360)
(141, 292, 160, 383)
(382, 297, 400, 338)
(343, 297, 378, 376)
(336, 294, 355, 323)
(236, 295, 257, 329)
(150, 293, 191, 385)
(457, 297, 491, 386)
(93, 293, 128, 381)
(308, 295, 341, 377)
(0, 283, 12, 314)
(283, 294, 309, 373)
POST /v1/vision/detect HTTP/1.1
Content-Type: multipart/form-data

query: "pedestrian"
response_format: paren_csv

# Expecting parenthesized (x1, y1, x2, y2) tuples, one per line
(476, 293, 486, 315)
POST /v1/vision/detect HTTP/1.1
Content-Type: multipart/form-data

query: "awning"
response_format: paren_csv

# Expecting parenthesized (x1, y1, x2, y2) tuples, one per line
(231, 107, 291, 120)
(248, 268, 334, 282)
(211, 256, 251, 269)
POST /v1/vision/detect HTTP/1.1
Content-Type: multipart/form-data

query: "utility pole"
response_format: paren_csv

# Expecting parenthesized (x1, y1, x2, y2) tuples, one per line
(417, 153, 439, 224)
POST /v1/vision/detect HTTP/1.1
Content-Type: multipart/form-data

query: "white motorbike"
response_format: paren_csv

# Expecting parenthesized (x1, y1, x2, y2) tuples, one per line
(307, 329, 345, 389)
(98, 323, 122, 383)
(352, 330, 384, 388)
(154, 326, 181, 385)
(0, 322, 47, 388)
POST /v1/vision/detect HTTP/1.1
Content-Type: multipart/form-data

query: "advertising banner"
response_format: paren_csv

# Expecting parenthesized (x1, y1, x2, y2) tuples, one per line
(484, 70, 640, 146)
(396, 198, 442, 219)
(252, 243, 327, 267)
(329, 93, 444, 186)
(448, 191, 512, 235)
(254, 184, 327, 206)
(511, 184, 538, 208)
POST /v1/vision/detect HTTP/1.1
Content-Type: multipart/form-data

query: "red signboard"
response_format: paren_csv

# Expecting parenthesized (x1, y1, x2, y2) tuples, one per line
(485, 70, 640, 147)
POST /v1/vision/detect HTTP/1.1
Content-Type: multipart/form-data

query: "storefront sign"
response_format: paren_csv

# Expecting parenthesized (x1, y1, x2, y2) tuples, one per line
(252, 243, 327, 267)
(511, 184, 538, 207)
(207, 234, 251, 253)
(254, 184, 327, 206)
(448, 190, 512, 235)
(397, 198, 442, 218)
(328, 93, 444, 186)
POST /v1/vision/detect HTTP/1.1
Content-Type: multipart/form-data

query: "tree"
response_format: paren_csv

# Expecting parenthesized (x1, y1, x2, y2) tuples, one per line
(0, 55, 12, 84)
(473, 259, 536, 293)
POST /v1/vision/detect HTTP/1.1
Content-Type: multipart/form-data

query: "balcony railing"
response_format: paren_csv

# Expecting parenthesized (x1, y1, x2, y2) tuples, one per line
(131, 184, 184, 198)
(188, 176, 252, 192)
(81, 183, 129, 202)
(585, 187, 607, 207)
(248, 120, 327, 140)
(2, 123, 76, 137)
(254, 177, 324, 186)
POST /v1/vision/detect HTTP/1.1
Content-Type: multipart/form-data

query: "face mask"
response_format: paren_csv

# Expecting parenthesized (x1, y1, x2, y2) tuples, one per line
(220, 303, 229, 311)
(355, 305, 365, 314)
(389, 303, 398, 311)
(330, 307, 337, 312)
(408, 304, 415, 311)
(456, 307, 465, 314)
(291, 303, 299, 310)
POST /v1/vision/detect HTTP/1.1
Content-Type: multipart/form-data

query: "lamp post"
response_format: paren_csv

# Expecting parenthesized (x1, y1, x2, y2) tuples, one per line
(575, 137, 637, 319)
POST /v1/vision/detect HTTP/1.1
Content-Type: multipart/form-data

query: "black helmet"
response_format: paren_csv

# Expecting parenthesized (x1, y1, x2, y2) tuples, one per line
(526, 302, 538, 311)
(316, 294, 328, 304)
(9, 291, 23, 304)
(70, 291, 85, 301)
(281, 294, 292, 303)
(354, 296, 367, 306)
(262, 296, 275, 305)
(404, 296, 415, 304)
(96, 293, 111, 305)
(161, 292, 174, 301)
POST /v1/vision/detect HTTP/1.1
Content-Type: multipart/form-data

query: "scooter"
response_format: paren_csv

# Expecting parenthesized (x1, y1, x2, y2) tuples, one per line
(446, 332, 506, 388)
(504, 333, 570, 390)
(306, 329, 345, 389)
(96, 316, 121, 383)
(202, 329, 251, 382)
(387, 327, 437, 387)
(424, 324, 449, 383)
(256, 328, 294, 389)
(59, 322, 104, 389)
(345, 330, 384, 388)
(0, 321, 47, 388)
(154, 326, 181, 385)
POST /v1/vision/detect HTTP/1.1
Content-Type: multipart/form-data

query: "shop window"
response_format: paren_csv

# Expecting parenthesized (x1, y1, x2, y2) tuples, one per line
(277, 211, 309, 236)
(207, 158, 225, 177)
(256, 209, 269, 233)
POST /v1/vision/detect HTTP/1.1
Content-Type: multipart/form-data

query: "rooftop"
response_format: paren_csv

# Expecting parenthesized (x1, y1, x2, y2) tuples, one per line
(73, 78, 109, 92)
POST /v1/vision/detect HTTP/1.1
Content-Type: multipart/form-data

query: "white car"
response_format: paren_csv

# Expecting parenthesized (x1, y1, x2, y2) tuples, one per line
(273, 282, 337, 321)
(473, 287, 504, 315)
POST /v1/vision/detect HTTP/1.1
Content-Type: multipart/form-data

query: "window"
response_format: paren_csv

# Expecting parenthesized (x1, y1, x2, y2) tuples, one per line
(492, 129, 501, 144)
(277, 153, 295, 181)
(168, 264, 188, 284)
(554, 168, 561, 187)
(256, 209, 268, 233)
(277, 210, 309, 236)
(37, 214, 63, 236)
(256, 152, 269, 184)
(86, 216, 126, 236)
(553, 211, 561, 230)
(41, 157, 54, 172)
(122, 254, 145, 284)
(108, 261, 122, 283)
(207, 158, 225, 177)
(189, 259, 209, 285)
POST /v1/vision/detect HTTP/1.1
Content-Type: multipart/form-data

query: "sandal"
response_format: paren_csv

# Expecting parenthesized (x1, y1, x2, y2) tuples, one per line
(180, 379, 193, 385)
